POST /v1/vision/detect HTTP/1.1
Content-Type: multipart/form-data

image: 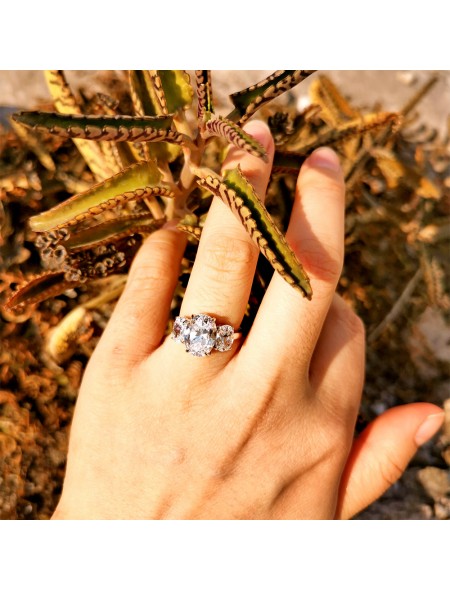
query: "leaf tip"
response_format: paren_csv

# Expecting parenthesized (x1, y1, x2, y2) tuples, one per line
(10, 111, 23, 123)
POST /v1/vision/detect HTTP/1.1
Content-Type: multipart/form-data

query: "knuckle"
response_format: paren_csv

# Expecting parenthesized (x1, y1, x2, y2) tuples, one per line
(201, 235, 257, 281)
(379, 451, 405, 488)
(300, 167, 345, 196)
(295, 238, 343, 284)
(122, 302, 157, 340)
(129, 263, 164, 288)
(90, 339, 142, 376)
(129, 240, 173, 288)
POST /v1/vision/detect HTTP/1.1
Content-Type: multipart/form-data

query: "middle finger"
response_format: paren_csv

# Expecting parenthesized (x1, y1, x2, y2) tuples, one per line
(241, 147, 346, 373)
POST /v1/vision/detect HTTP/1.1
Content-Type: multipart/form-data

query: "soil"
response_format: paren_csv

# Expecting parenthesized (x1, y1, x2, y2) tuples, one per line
(0, 71, 449, 520)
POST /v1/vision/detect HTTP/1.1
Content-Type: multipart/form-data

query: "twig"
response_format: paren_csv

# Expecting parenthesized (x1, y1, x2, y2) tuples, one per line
(368, 268, 423, 345)
(401, 74, 439, 117)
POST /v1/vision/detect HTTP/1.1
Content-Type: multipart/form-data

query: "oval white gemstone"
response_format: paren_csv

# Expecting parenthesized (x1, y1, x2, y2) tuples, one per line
(185, 314, 217, 357)
(215, 325, 234, 352)
(172, 316, 189, 343)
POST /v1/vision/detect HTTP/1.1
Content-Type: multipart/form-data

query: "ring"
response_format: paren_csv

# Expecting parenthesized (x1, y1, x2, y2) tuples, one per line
(171, 314, 241, 357)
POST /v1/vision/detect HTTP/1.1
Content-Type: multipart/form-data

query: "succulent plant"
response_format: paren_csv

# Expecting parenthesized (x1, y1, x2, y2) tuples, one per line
(4, 70, 410, 361)
(5, 70, 402, 310)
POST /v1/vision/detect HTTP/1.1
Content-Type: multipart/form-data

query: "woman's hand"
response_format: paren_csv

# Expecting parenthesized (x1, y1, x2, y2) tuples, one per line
(53, 121, 444, 519)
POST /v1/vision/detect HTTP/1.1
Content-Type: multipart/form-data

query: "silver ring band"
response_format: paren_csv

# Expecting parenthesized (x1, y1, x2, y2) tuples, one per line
(171, 314, 240, 357)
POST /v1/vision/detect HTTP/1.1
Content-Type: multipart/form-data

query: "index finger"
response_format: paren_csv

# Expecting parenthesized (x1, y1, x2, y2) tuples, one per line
(240, 147, 346, 373)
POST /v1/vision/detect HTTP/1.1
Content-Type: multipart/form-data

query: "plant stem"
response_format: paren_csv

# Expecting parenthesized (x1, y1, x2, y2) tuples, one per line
(144, 196, 165, 220)
(175, 113, 204, 213)
(368, 268, 422, 344)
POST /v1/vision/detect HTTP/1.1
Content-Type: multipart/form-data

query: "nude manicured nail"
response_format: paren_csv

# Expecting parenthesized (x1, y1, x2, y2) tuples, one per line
(307, 147, 341, 172)
(414, 412, 445, 446)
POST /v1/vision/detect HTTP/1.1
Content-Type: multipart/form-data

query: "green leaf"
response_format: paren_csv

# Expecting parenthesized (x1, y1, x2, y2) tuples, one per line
(12, 111, 193, 147)
(202, 115, 268, 161)
(129, 70, 161, 117)
(29, 161, 174, 232)
(228, 70, 316, 125)
(44, 70, 114, 180)
(44, 70, 82, 114)
(129, 70, 182, 163)
(195, 70, 214, 118)
(98, 140, 124, 175)
(195, 166, 312, 299)
(3, 272, 81, 310)
(154, 70, 194, 114)
(64, 214, 164, 252)
(113, 142, 139, 168)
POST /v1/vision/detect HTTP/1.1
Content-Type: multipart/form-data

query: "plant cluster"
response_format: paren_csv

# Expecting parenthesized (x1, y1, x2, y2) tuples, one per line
(3, 70, 406, 356)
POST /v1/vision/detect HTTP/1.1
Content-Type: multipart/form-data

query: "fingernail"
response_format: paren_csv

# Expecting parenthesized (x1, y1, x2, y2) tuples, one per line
(414, 412, 445, 446)
(242, 120, 273, 150)
(307, 147, 341, 172)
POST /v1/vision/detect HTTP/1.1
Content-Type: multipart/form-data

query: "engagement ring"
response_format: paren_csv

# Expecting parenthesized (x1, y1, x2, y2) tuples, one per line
(171, 314, 240, 357)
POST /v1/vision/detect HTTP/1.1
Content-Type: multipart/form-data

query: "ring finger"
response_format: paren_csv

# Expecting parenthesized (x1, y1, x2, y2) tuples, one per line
(174, 120, 274, 357)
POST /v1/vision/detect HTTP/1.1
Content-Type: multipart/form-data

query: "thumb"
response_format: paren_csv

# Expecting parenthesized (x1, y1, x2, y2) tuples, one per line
(336, 402, 445, 519)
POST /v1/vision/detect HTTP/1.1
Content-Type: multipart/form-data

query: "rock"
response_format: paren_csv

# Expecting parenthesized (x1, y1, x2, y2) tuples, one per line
(417, 466, 450, 501)
(434, 498, 450, 520)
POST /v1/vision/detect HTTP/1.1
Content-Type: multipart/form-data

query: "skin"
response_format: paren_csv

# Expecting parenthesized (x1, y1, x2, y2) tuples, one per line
(53, 121, 444, 520)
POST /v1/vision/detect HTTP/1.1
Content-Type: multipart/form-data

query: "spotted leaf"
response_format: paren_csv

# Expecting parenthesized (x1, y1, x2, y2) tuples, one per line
(195, 166, 312, 299)
(129, 70, 161, 117)
(3, 272, 81, 310)
(64, 214, 164, 252)
(202, 115, 268, 161)
(12, 111, 193, 148)
(176, 222, 202, 241)
(129, 70, 182, 163)
(228, 70, 316, 125)
(29, 161, 174, 232)
(150, 70, 194, 115)
(195, 70, 214, 119)
(44, 70, 114, 180)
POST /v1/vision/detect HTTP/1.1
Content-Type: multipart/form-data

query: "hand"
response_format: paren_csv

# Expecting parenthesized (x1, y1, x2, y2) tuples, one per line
(53, 121, 444, 519)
